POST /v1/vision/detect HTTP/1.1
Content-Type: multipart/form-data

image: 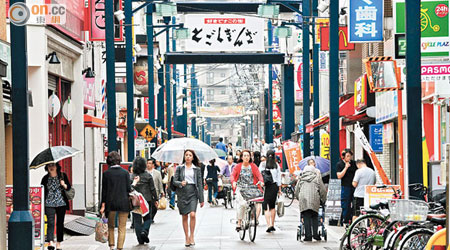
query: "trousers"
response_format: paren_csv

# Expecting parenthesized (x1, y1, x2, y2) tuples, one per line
(302, 209, 319, 239)
(45, 206, 66, 242)
(107, 211, 128, 249)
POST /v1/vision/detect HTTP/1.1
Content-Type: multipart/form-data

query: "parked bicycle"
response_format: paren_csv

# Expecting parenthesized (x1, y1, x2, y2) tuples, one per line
(280, 179, 296, 207)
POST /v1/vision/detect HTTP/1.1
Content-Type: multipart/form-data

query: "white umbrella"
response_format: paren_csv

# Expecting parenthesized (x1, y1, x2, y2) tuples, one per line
(152, 138, 218, 164)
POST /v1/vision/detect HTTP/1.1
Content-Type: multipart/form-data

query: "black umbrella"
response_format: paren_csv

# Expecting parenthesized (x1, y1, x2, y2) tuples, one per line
(30, 146, 81, 169)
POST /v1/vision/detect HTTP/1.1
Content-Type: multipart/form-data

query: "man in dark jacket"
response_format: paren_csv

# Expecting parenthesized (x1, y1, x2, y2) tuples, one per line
(336, 149, 357, 225)
(100, 151, 131, 250)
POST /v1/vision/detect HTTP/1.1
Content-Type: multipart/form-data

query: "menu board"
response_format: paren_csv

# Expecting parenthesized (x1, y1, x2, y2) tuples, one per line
(6, 186, 45, 248)
(324, 179, 342, 221)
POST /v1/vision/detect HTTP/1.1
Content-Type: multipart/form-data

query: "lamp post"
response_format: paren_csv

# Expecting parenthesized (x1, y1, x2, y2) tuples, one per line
(312, 0, 320, 156)
(8, 0, 34, 246)
(302, 0, 311, 157)
(125, 0, 134, 161)
(164, 16, 172, 140)
(146, 3, 156, 152)
(105, 0, 117, 152)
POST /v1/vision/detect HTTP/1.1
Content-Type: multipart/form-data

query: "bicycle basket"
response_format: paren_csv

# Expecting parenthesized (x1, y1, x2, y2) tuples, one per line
(388, 199, 428, 222)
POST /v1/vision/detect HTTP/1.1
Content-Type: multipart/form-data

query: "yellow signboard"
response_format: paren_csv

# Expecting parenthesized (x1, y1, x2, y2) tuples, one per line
(140, 124, 157, 142)
(320, 132, 330, 160)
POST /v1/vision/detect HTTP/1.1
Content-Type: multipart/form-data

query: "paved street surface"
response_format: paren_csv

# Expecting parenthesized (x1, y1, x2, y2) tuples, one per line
(60, 199, 345, 250)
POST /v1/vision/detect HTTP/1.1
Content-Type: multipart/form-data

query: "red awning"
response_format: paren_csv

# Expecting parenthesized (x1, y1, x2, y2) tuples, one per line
(172, 129, 185, 137)
(305, 96, 358, 133)
(84, 114, 106, 128)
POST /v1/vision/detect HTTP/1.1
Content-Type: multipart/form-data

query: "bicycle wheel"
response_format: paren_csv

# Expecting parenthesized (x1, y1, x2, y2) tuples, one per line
(239, 220, 246, 240)
(388, 225, 417, 250)
(347, 214, 385, 250)
(340, 233, 351, 250)
(398, 228, 433, 250)
(283, 188, 294, 207)
(383, 221, 408, 250)
(230, 192, 235, 208)
(248, 205, 257, 242)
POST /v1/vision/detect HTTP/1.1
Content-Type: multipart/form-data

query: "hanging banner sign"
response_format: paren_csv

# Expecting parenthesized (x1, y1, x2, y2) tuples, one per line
(320, 132, 330, 160)
(320, 26, 355, 51)
(84, 76, 95, 110)
(349, 0, 384, 42)
(354, 74, 368, 111)
(282, 141, 302, 174)
(183, 14, 265, 52)
(394, 0, 450, 57)
(198, 106, 245, 117)
(369, 124, 383, 153)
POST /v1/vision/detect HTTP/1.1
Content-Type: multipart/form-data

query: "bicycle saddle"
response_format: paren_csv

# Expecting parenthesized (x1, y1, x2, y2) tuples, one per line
(369, 201, 388, 210)
(428, 215, 446, 226)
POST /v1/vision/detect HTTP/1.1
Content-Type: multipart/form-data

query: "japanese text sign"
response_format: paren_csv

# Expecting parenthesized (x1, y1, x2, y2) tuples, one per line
(349, 0, 384, 42)
(395, 0, 450, 57)
(320, 26, 355, 51)
(89, 0, 123, 41)
(183, 14, 264, 52)
(364, 185, 401, 208)
(282, 141, 302, 174)
(84, 76, 95, 110)
(369, 124, 383, 153)
(354, 74, 368, 111)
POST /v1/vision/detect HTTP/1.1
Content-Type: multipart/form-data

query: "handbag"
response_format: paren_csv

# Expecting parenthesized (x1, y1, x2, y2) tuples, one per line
(162, 174, 169, 184)
(158, 197, 167, 210)
(64, 187, 75, 200)
(95, 216, 108, 243)
(276, 201, 285, 217)
(129, 190, 140, 210)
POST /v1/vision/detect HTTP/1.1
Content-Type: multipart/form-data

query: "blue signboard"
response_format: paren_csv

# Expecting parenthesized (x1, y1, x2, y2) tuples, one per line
(349, 0, 383, 42)
(369, 124, 383, 153)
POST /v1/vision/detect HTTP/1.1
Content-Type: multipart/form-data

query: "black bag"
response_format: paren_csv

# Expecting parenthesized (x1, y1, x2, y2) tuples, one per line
(169, 177, 176, 191)
(262, 169, 273, 184)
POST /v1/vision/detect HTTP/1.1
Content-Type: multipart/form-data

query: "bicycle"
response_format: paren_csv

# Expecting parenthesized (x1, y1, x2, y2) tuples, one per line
(280, 180, 296, 207)
(238, 196, 264, 242)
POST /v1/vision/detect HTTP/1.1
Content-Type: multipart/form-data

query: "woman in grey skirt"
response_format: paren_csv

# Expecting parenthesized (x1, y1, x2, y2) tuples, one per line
(173, 150, 205, 247)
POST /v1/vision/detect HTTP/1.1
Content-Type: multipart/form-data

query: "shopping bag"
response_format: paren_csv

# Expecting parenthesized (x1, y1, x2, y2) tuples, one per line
(276, 201, 285, 218)
(131, 191, 149, 216)
(158, 197, 167, 210)
(95, 216, 108, 243)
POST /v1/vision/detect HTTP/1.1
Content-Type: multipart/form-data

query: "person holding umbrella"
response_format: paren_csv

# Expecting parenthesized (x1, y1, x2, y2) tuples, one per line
(40, 163, 72, 250)
(173, 150, 205, 247)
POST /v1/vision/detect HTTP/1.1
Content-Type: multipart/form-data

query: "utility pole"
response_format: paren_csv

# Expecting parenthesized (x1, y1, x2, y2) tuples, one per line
(105, 0, 117, 152)
(125, 0, 134, 161)
(302, 0, 311, 157)
(146, 3, 156, 152)
(312, 0, 320, 156)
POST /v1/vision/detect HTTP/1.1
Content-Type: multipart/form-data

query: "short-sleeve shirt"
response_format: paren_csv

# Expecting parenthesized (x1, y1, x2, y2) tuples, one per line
(336, 160, 357, 187)
(353, 167, 377, 198)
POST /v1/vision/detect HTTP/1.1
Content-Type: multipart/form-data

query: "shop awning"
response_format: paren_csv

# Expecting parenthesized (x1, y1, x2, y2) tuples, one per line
(172, 129, 185, 137)
(305, 96, 361, 133)
(84, 114, 106, 128)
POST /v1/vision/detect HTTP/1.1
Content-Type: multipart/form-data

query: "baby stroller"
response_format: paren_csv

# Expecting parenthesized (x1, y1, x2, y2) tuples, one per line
(216, 176, 234, 209)
(297, 205, 327, 241)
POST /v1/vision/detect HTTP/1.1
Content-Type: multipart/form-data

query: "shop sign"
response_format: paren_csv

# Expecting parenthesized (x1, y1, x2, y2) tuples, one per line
(294, 59, 303, 101)
(140, 124, 156, 142)
(364, 185, 401, 208)
(199, 106, 244, 118)
(6, 186, 45, 248)
(319, 51, 328, 71)
(315, 18, 329, 44)
(375, 91, 398, 123)
(282, 141, 302, 174)
(320, 132, 330, 160)
(88, 0, 124, 41)
(135, 138, 145, 151)
(320, 26, 355, 51)
(183, 14, 264, 52)
(421, 62, 450, 97)
(273, 104, 281, 122)
(383, 123, 395, 144)
(394, 34, 406, 59)
(325, 179, 342, 220)
(83, 76, 95, 110)
(369, 124, 383, 153)
(349, 0, 384, 42)
(51, 0, 85, 41)
(395, 0, 450, 57)
(354, 74, 367, 111)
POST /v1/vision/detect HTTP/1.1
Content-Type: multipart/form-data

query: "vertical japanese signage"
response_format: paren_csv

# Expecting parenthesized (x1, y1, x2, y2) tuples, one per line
(183, 14, 265, 52)
(6, 186, 45, 248)
(320, 132, 330, 159)
(354, 74, 367, 111)
(395, 0, 450, 57)
(349, 0, 384, 42)
(84, 76, 95, 110)
(282, 141, 302, 174)
(89, 0, 124, 41)
(369, 124, 383, 153)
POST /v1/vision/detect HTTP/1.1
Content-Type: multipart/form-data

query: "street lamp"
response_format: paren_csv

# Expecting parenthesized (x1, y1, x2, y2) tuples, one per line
(155, 2, 177, 17)
(46, 52, 60, 64)
(274, 26, 292, 38)
(257, 4, 280, 18)
(174, 27, 190, 40)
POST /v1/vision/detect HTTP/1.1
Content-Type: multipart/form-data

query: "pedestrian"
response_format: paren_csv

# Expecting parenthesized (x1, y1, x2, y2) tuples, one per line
(216, 138, 227, 159)
(205, 159, 221, 205)
(304, 159, 322, 177)
(100, 151, 131, 250)
(167, 163, 176, 210)
(260, 139, 270, 157)
(147, 158, 164, 222)
(131, 157, 158, 244)
(352, 159, 376, 222)
(336, 149, 357, 225)
(227, 142, 234, 156)
(261, 156, 267, 163)
(251, 138, 261, 152)
(221, 155, 235, 177)
(173, 150, 205, 247)
(234, 150, 242, 163)
(41, 163, 72, 250)
(259, 150, 282, 233)
(231, 150, 264, 231)
(294, 164, 327, 242)
(253, 151, 262, 167)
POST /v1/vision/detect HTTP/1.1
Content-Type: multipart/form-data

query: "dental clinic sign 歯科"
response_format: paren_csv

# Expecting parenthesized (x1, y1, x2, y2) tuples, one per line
(394, 0, 450, 57)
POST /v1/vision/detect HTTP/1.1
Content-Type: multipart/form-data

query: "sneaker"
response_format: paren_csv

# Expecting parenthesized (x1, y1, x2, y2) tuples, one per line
(140, 232, 149, 243)
(313, 235, 321, 241)
(303, 237, 312, 242)
(169, 204, 175, 210)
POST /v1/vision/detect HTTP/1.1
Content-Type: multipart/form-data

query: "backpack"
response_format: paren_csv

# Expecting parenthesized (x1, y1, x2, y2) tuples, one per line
(262, 168, 274, 184)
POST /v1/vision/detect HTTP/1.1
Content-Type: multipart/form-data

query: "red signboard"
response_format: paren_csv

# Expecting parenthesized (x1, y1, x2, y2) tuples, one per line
(320, 26, 355, 51)
(6, 186, 45, 247)
(84, 76, 95, 110)
(50, 0, 86, 42)
(354, 74, 367, 112)
(88, 0, 124, 41)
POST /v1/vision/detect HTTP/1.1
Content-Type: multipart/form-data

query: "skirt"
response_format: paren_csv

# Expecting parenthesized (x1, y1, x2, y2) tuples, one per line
(262, 182, 278, 210)
(177, 184, 198, 215)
